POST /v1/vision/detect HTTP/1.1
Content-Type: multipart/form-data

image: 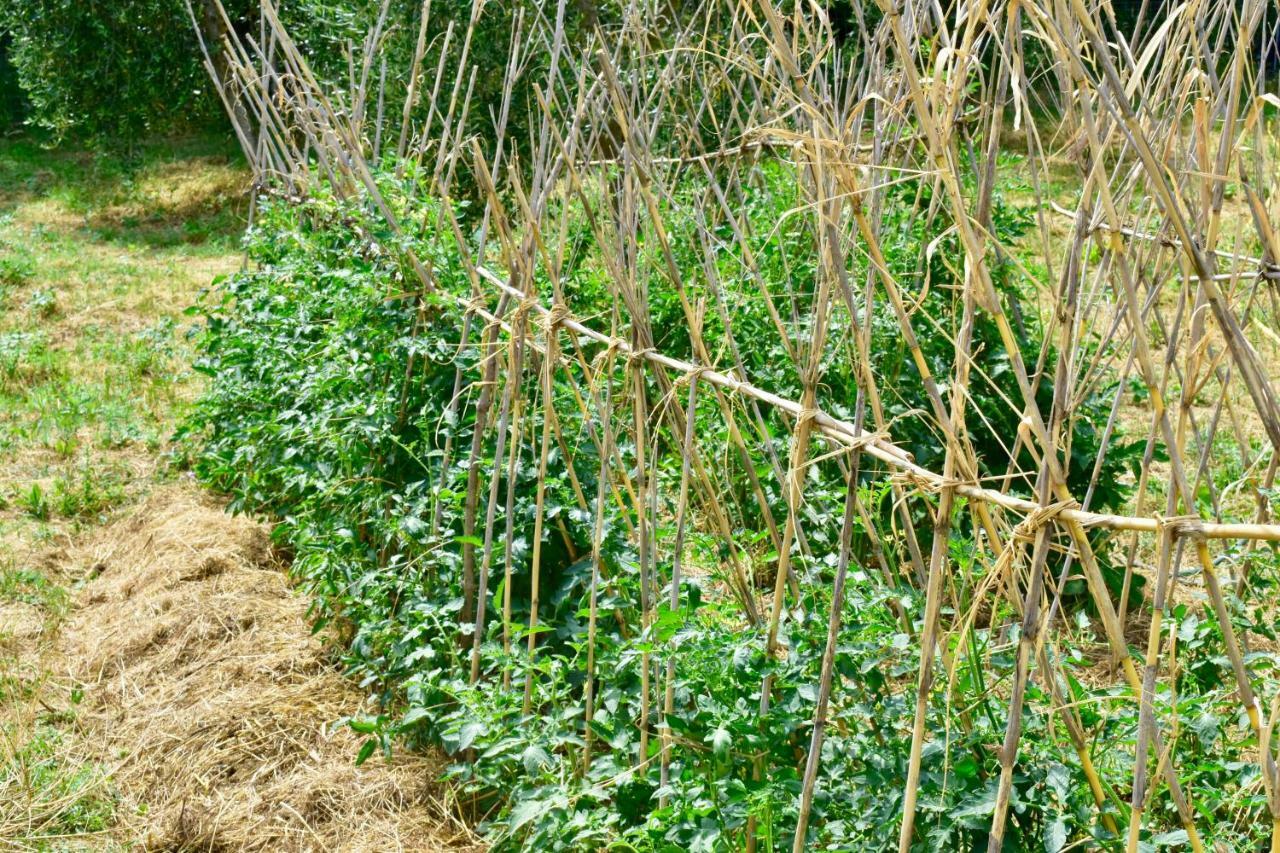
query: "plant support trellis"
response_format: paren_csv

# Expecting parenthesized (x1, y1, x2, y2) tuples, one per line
(192, 0, 1280, 848)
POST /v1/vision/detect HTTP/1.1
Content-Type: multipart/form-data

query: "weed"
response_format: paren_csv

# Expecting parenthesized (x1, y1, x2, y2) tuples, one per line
(17, 483, 51, 521)
(0, 239, 35, 288)
(26, 287, 58, 319)
(51, 465, 129, 520)
(0, 563, 70, 619)
(0, 331, 61, 391)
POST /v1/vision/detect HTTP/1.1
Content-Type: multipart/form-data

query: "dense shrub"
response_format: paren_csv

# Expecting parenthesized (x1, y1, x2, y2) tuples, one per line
(0, 0, 620, 155)
(0, 0, 256, 140)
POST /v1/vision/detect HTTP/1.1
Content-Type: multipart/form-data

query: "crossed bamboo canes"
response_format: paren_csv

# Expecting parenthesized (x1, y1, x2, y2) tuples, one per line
(193, 0, 1280, 848)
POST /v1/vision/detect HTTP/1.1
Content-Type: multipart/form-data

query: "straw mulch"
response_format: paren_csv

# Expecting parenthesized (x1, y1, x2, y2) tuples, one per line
(57, 484, 480, 852)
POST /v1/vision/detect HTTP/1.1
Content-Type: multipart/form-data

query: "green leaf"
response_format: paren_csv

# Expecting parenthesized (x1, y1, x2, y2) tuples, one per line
(1045, 763, 1070, 800)
(1044, 818, 1066, 853)
(711, 727, 731, 759)
(347, 715, 380, 734)
(355, 738, 377, 766)
(509, 798, 544, 831)
(521, 744, 551, 774)
(1152, 830, 1189, 848)
(653, 603, 684, 644)
(949, 782, 998, 821)
(399, 707, 430, 729)
(455, 721, 484, 752)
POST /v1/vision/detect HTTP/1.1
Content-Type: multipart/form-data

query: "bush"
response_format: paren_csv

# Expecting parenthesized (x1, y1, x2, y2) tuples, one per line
(0, 1, 256, 141)
(0, 0, 614, 177)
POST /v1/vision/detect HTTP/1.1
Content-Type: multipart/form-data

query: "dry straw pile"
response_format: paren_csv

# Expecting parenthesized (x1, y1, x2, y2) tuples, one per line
(59, 486, 476, 851)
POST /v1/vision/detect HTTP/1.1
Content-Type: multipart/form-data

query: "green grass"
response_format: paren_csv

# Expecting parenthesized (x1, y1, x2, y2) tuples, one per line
(0, 136, 247, 546)
(0, 133, 247, 849)
(0, 564, 69, 620)
(0, 720, 119, 844)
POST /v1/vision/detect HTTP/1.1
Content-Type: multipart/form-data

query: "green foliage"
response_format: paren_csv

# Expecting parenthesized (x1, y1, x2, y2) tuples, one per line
(181, 167, 1268, 851)
(284, 0, 628, 194)
(0, 0, 615, 160)
(26, 287, 57, 319)
(50, 464, 130, 520)
(649, 158, 1147, 614)
(17, 482, 50, 521)
(0, 33, 25, 128)
(0, 564, 66, 613)
(0, 0, 250, 141)
(0, 238, 34, 288)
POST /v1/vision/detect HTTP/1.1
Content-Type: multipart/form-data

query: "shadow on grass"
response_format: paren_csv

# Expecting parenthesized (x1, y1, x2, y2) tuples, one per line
(0, 133, 251, 250)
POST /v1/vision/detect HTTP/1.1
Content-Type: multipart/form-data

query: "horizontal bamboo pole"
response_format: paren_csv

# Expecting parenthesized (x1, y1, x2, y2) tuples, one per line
(208, 0, 1280, 546)
(1047, 202, 1280, 279)
(468, 267, 1280, 543)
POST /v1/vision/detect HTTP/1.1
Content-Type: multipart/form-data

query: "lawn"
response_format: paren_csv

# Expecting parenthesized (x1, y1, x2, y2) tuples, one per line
(0, 134, 248, 846)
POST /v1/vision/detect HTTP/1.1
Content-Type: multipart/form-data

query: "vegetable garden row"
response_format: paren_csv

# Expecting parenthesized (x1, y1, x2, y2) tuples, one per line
(184, 1, 1280, 849)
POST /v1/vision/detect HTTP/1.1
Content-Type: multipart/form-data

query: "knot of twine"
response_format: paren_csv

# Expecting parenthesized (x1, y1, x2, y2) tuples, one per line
(796, 407, 822, 428)
(542, 303, 572, 332)
(845, 429, 890, 453)
(592, 337, 626, 369)
(675, 364, 713, 387)
(1011, 499, 1078, 543)
(968, 499, 1080, 597)
(893, 469, 968, 496)
(783, 410, 836, 498)
(1158, 513, 1206, 542)
(715, 369, 746, 396)
(627, 347, 657, 368)
(509, 296, 541, 326)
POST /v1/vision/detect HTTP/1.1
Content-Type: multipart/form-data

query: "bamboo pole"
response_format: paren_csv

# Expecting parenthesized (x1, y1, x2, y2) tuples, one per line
(196, 3, 1280, 848)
